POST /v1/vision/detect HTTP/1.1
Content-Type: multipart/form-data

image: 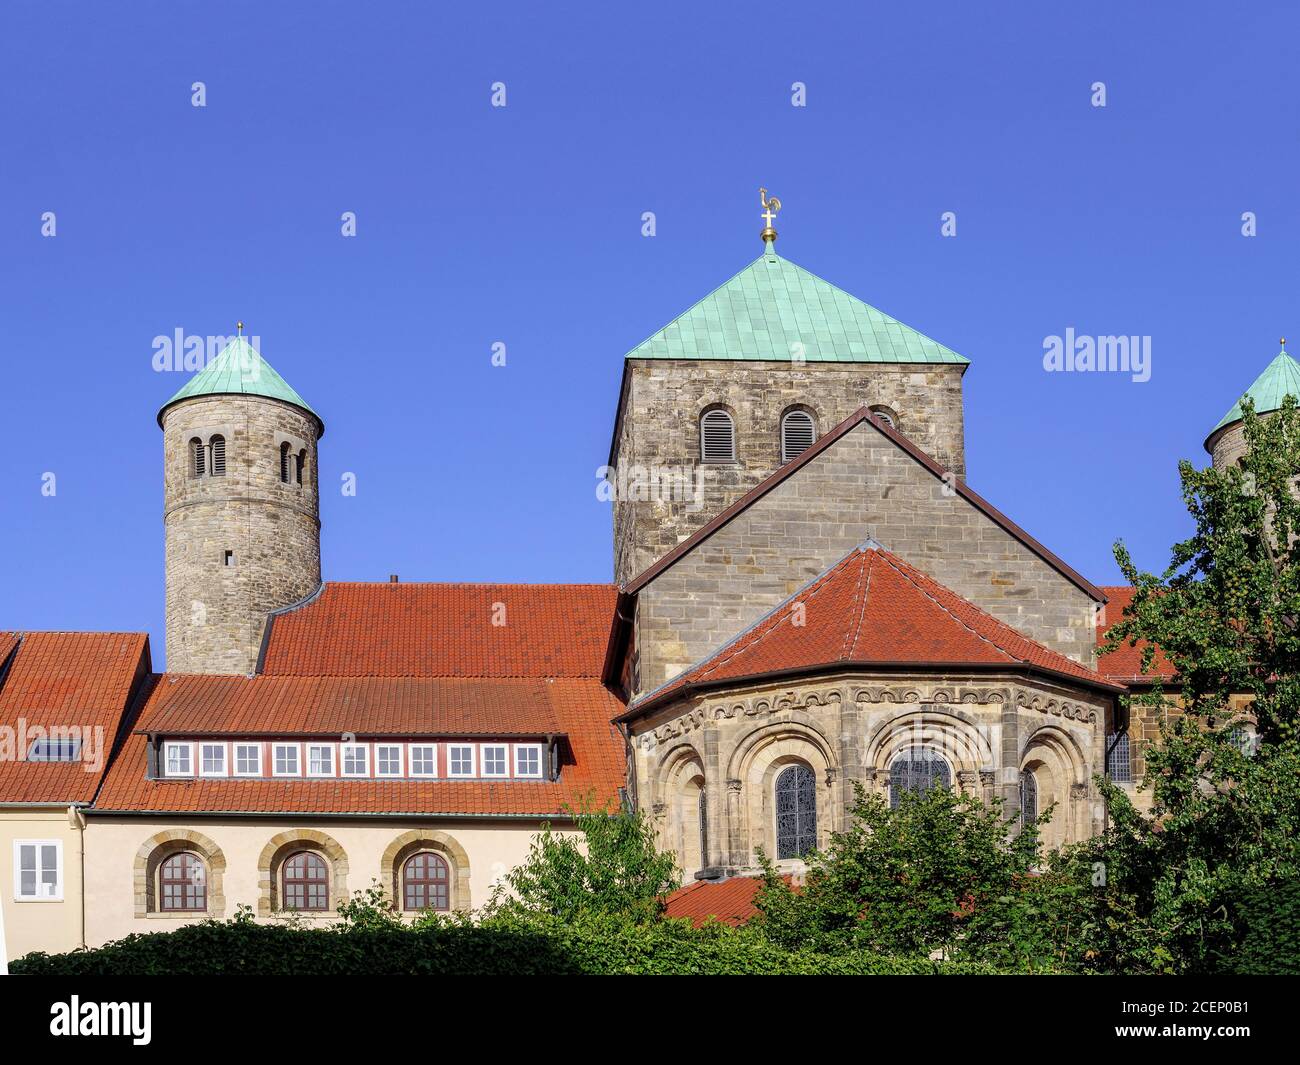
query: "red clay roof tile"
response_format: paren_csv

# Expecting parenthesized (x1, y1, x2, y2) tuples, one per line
(1095, 585, 1174, 684)
(629, 544, 1120, 717)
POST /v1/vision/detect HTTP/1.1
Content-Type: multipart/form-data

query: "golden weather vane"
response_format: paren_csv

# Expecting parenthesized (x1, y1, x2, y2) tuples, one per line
(759, 187, 782, 245)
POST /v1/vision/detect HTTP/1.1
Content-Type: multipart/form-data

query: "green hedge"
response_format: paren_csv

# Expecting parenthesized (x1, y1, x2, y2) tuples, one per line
(1218, 878, 1300, 975)
(11, 916, 1008, 976)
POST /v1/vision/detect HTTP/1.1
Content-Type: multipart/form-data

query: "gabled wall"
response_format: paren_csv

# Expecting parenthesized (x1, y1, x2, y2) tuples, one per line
(632, 420, 1099, 696)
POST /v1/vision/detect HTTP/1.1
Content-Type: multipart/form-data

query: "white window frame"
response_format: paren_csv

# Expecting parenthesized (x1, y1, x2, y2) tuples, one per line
(13, 839, 63, 902)
(514, 743, 544, 779)
(163, 741, 194, 778)
(198, 741, 228, 777)
(272, 742, 302, 778)
(408, 744, 438, 778)
(340, 743, 369, 778)
(306, 743, 336, 778)
(375, 744, 403, 778)
(233, 742, 262, 777)
(480, 744, 508, 778)
(448, 744, 476, 778)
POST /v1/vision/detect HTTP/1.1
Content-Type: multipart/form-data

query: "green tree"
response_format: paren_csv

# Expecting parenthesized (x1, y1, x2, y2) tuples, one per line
(486, 799, 679, 923)
(753, 784, 1064, 969)
(1086, 394, 1300, 972)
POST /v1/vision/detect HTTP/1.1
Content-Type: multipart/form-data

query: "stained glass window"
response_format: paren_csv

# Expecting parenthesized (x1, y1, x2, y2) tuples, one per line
(890, 747, 950, 808)
(775, 764, 817, 859)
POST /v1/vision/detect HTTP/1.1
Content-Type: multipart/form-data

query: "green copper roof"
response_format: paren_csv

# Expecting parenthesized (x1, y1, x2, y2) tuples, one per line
(624, 250, 968, 364)
(1208, 347, 1300, 444)
(157, 337, 323, 435)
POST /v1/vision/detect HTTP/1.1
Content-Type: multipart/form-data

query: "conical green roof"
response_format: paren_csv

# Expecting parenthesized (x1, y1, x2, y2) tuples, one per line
(157, 336, 323, 436)
(1206, 347, 1300, 449)
(625, 250, 967, 364)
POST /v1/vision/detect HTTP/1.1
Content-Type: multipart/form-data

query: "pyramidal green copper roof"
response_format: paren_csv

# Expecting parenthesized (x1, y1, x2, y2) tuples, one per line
(157, 336, 324, 435)
(1208, 347, 1300, 446)
(624, 250, 968, 364)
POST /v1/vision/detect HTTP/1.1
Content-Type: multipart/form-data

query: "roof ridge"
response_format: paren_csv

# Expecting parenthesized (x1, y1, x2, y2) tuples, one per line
(872, 551, 1021, 666)
(841, 550, 873, 661)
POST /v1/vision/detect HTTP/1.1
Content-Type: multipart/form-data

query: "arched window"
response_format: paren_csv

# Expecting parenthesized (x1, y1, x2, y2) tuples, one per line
(869, 405, 897, 429)
(296, 449, 307, 486)
(279, 442, 291, 484)
(774, 764, 817, 859)
(780, 409, 816, 462)
(281, 851, 329, 911)
(190, 437, 206, 478)
(402, 851, 450, 912)
(209, 435, 226, 477)
(890, 747, 950, 808)
(700, 409, 736, 463)
(158, 851, 207, 912)
(698, 789, 709, 869)
(1020, 769, 1038, 825)
(1106, 733, 1131, 782)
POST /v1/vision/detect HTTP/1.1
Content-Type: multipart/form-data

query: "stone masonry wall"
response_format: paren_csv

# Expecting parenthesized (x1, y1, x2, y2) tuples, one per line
(163, 395, 321, 674)
(611, 360, 966, 584)
(632, 420, 1099, 696)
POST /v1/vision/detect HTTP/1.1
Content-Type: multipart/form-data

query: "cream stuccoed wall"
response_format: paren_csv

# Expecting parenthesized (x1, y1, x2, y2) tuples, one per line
(1, 807, 87, 961)
(82, 817, 569, 947)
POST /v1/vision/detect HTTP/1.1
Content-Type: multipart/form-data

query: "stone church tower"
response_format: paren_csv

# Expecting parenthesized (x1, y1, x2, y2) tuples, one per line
(610, 224, 969, 584)
(158, 334, 324, 674)
(1204, 340, 1300, 469)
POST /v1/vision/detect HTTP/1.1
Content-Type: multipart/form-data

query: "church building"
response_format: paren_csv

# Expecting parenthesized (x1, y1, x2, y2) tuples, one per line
(0, 206, 1287, 957)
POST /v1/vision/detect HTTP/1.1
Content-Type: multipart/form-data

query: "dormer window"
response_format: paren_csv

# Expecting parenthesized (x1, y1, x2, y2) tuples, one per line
(700, 409, 736, 463)
(780, 409, 816, 462)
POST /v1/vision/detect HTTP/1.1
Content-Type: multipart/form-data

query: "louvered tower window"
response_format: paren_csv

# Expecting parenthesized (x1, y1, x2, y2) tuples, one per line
(296, 448, 307, 486)
(279, 442, 291, 484)
(190, 437, 205, 478)
(781, 410, 816, 462)
(209, 435, 226, 477)
(700, 409, 735, 463)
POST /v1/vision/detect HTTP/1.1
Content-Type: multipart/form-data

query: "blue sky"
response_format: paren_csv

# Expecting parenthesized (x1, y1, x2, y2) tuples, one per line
(1, 0, 1296, 665)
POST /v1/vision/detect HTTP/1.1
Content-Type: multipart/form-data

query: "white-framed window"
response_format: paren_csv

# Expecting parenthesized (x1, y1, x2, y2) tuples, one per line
(163, 741, 194, 777)
(273, 743, 301, 777)
(26, 737, 82, 762)
(375, 744, 403, 777)
(13, 840, 63, 901)
(448, 745, 476, 778)
(514, 744, 544, 779)
(481, 745, 508, 778)
(233, 743, 262, 777)
(199, 742, 227, 777)
(409, 744, 437, 777)
(306, 744, 335, 777)
(341, 743, 369, 777)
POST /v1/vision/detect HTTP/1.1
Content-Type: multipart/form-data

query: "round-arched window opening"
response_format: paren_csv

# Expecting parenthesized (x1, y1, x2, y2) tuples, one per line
(1020, 769, 1038, 825)
(158, 851, 208, 912)
(780, 409, 816, 462)
(774, 764, 817, 859)
(869, 405, 897, 430)
(700, 409, 736, 463)
(402, 851, 450, 912)
(282, 850, 329, 911)
(889, 747, 950, 808)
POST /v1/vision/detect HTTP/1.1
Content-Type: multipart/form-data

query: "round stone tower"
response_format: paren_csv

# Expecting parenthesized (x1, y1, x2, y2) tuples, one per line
(158, 334, 324, 674)
(1205, 341, 1300, 470)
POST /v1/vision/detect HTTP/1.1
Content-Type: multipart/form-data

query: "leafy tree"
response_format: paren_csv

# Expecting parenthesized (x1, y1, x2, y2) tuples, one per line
(486, 799, 679, 923)
(1087, 394, 1300, 972)
(753, 784, 1064, 969)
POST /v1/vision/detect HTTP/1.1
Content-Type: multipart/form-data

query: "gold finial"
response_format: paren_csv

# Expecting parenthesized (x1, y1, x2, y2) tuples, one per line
(759, 187, 782, 245)
(1282, 337, 1287, 350)
(237, 321, 244, 336)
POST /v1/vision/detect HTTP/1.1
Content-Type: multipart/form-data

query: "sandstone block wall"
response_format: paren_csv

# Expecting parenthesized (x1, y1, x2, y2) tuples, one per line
(163, 395, 321, 674)
(612, 360, 967, 584)
(631, 420, 1099, 696)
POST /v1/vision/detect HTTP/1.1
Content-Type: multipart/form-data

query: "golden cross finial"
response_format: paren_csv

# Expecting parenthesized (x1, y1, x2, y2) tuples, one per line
(759, 187, 782, 245)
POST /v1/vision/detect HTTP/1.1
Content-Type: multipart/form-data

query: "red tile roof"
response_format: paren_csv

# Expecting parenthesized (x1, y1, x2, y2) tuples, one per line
(134, 675, 567, 736)
(664, 876, 779, 927)
(95, 678, 625, 816)
(628, 543, 1120, 717)
(261, 582, 618, 678)
(0, 632, 151, 804)
(1096, 586, 1174, 684)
